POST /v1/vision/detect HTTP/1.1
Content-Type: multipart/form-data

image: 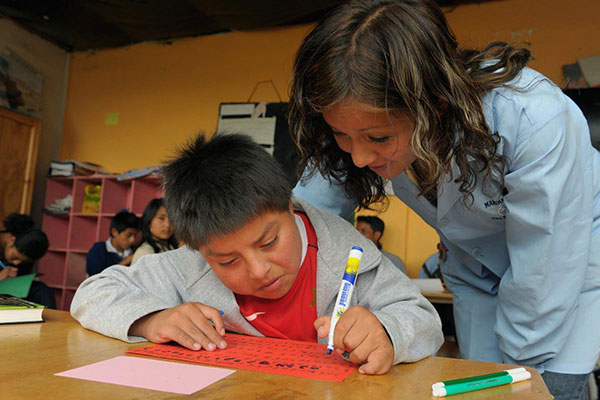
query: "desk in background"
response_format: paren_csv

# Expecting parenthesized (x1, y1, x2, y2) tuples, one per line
(422, 290, 453, 304)
(1, 310, 552, 399)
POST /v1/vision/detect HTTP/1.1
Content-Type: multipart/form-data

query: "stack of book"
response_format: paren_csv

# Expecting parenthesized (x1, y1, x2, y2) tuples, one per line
(48, 160, 109, 177)
(0, 294, 44, 324)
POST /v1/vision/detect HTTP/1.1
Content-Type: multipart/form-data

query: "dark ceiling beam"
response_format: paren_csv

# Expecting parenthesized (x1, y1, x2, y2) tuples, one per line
(0, 0, 499, 52)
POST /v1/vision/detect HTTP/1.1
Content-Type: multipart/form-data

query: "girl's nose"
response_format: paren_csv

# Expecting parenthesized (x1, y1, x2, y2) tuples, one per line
(351, 143, 377, 168)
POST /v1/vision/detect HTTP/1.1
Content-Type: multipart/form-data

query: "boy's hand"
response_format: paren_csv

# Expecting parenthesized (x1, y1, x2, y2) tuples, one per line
(0, 266, 18, 281)
(129, 302, 227, 351)
(314, 305, 394, 375)
(119, 254, 134, 266)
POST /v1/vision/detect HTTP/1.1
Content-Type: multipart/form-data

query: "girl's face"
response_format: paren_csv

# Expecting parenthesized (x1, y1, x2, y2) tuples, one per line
(150, 206, 174, 241)
(323, 100, 416, 179)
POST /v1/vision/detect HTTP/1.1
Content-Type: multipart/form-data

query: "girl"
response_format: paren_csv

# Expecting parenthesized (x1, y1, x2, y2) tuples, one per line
(131, 198, 177, 265)
(288, 1, 600, 398)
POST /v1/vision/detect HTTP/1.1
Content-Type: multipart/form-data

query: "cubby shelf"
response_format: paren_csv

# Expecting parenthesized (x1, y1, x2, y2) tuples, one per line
(39, 175, 163, 310)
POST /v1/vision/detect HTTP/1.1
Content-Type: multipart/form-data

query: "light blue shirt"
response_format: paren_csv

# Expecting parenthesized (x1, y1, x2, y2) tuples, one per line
(296, 67, 600, 374)
(419, 253, 440, 279)
(293, 169, 356, 221)
(105, 238, 132, 258)
(392, 67, 600, 374)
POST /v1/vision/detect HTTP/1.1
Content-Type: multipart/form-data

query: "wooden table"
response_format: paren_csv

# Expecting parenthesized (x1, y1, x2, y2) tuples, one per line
(1, 310, 552, 399)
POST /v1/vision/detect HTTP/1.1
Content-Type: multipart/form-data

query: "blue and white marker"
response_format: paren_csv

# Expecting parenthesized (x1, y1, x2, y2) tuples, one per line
(327, 246, 363, 354)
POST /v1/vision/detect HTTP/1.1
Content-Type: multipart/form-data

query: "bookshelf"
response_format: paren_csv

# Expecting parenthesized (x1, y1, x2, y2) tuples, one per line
(38, 175, 163, 310)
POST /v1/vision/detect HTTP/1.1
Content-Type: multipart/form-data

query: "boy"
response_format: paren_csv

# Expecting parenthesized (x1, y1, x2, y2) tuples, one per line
(86, 211, 139, 276)
(72, 134, 442, 375)
(356, 216, 408, 275)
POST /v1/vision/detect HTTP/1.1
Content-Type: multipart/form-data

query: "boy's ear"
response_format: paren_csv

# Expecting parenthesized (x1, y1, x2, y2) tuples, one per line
(110, 227, 118, 237)
(8, 235, 16, 245)
(373, 231, 382, 243)
(289, 199, 295, 213)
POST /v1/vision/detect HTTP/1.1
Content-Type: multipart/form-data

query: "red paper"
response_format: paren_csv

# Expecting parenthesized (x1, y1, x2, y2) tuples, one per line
(126, 334, 357, 382)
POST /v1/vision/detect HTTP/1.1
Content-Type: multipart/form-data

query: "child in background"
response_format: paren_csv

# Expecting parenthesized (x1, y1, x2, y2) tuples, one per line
(0, 213, 54, 308)
(71, 133, 443, 375)
(130, 198, 177, 265)
(355, 216, 407, 275)
(418, 243, 447, 280)
(86, 211, 139, 276)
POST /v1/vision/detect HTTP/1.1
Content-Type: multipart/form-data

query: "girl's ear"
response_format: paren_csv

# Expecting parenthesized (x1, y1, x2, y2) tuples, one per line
(8, 235, 16, 245)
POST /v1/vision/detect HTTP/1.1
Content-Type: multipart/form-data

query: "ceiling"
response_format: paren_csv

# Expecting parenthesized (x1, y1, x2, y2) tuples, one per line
(0, 0, 496, 52)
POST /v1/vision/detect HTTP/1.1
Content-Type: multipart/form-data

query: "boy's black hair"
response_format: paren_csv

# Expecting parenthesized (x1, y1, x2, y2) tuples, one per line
(163, 133, 292, 248)
(2, 213, 49, 260)
(140, 198, 178, 253)
(109, 211, 139, 236)
(356, 215, 385, 234)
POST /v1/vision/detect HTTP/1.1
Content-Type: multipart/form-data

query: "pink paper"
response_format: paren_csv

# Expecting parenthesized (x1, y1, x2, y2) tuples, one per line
(55, 355, 235, 394)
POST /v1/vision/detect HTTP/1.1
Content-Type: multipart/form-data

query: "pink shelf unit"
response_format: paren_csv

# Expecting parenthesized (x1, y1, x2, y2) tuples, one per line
(39, 174, 163, 310)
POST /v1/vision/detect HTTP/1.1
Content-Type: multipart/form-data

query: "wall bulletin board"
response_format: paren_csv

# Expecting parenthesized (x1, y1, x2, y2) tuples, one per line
(217, 101, 300, 186)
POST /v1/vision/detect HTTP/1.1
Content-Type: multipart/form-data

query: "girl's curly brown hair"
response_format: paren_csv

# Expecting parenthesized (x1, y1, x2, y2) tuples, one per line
(289, 0, 531, 209)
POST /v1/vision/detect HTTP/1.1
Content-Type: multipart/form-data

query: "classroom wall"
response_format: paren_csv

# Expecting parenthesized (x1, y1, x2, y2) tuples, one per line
(59, 24, 310, 172)
(0, 18, 69, 225)
(58, 0, 600, 275)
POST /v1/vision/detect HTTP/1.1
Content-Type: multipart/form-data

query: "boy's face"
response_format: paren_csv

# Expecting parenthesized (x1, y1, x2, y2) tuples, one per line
(356, 221, 381, 245)
(111, 227, 138, 252)
(2, 236, 33, 266)
(199, 203, 303, 300)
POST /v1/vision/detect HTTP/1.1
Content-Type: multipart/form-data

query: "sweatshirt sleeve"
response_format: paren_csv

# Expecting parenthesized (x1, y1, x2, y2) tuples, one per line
(357, 255, 444, 364)
(72, 248, 193, 342)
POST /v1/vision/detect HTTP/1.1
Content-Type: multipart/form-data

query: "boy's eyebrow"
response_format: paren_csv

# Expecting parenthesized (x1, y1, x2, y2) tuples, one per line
(252, 221, 277, 246)
(205, 221, 278, 258)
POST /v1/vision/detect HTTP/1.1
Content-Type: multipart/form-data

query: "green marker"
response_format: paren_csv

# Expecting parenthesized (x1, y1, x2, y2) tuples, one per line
(432, 370, 531, 397)
(432, 367, 526, 389)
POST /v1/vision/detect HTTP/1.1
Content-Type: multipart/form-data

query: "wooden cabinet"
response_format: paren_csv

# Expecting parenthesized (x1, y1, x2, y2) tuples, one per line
(38, 175, 163, 310)
(0, 107, 41, 223)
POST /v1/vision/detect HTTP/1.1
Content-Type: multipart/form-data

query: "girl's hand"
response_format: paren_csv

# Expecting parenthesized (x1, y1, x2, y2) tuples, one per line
(314, 305, 394, 375)
(129, 302, 227, 351)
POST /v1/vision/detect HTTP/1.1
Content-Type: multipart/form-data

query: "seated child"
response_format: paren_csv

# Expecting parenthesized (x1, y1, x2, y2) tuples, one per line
(418, 242, 447, 280)
(86, 211, 139, 276)
(355, 215, 407, 275)
(72, 133, 443, 375)
(130, 198, 177, 265)
(0, 213, 54, 308)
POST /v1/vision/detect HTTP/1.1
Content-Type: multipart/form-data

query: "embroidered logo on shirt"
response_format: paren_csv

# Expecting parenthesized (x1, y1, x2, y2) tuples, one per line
(243, 311, 266, 321)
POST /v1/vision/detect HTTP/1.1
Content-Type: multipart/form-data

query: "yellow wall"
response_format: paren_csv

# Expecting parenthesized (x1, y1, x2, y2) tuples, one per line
(60, 24, 312, 172)
(445, 0, 599, 84)
(59, 0, 600, 273)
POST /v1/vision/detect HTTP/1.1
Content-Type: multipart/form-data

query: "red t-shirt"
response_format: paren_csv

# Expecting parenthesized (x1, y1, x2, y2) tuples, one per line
(235, 211, 318, 342)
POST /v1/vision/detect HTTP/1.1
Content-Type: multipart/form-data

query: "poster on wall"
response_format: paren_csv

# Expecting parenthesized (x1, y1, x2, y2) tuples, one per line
(217, 102, 300, 186)
(0, 46, 44, 118)
(217, 103, 276, 153)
